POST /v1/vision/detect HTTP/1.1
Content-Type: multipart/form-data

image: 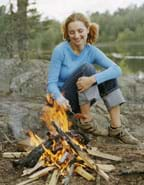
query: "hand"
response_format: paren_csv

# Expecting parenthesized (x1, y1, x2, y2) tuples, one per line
(76, 76, 96, 92)
(56, 95, 71, 110)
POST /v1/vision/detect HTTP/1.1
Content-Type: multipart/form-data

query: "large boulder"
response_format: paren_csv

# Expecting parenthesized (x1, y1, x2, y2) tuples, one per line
(0, 59, 143, 140)
(0, 59, 22, 95)
(119, 75, 144, 103)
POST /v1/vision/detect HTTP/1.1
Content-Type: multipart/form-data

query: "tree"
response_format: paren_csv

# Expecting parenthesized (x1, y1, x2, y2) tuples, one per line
(16, 0, 29, 61)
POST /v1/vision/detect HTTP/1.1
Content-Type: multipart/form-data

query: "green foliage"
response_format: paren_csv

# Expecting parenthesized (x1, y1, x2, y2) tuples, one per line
(29, 19, 62, 59)
(0, 2, 144, 59)
(90, 4, 144, 42)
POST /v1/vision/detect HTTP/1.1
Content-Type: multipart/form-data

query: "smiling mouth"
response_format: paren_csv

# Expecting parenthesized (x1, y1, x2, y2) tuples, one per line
(74, 39, 81, 42)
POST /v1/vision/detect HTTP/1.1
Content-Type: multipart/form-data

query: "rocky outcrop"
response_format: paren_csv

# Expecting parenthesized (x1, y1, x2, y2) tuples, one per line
(0, 59, 143, 140)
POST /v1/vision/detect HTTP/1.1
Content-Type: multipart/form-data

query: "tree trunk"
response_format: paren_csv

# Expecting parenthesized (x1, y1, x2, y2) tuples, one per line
(17, 0, 28, 61)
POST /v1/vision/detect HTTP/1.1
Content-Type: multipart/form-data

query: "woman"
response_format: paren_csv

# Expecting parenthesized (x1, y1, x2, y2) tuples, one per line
(47, 12, 139, 145)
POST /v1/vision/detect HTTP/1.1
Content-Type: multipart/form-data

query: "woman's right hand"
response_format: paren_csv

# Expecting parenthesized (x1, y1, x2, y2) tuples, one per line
(56, 95, 71, 111)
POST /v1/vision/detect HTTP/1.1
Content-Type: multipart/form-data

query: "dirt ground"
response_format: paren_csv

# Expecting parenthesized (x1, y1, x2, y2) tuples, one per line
(0, 133, 144, 185)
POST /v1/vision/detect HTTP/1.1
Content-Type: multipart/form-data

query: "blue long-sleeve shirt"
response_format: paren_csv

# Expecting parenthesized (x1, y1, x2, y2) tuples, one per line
(47, 41, 122, 99)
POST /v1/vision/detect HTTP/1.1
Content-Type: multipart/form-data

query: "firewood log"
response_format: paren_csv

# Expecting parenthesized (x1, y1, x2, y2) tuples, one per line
(45, 169, 59, 185)
(22, 160, 44, 176)
(2, 152, 28, 159)
(52, 121, 110, 182)
(13, 139, 53, 169)
(75, 166, 95, 181)
(29, 166, 55, 179)
(87, 147, 122, 161)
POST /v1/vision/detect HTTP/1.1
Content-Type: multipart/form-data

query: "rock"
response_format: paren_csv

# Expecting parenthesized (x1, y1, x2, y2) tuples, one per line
(119, 75, 144, 103)
(10, 70, 46, 98)
(0, 59, 22, 95)
(0, 59, 143, 140)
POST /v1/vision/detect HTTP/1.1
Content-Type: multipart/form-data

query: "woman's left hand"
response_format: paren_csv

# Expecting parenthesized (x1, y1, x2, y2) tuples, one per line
(76, 76, 96, 92)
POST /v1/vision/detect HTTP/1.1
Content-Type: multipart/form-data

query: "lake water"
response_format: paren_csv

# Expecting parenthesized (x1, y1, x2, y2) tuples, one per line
(98, 42, 144, 74)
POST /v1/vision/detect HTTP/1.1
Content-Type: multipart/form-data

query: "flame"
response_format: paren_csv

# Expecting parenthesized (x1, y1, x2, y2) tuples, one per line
(26, 95, 89, 178)
(40, 94, 71, 133)
(27, 130, 43, 147)
(40, 138, 74, 175)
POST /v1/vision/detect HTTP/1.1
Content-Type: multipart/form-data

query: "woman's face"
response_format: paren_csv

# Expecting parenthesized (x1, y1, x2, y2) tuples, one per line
(67, 21, 89, 48)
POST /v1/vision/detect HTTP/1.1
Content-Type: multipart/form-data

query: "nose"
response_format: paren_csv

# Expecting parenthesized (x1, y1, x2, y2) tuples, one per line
(74, 32, 79, 38)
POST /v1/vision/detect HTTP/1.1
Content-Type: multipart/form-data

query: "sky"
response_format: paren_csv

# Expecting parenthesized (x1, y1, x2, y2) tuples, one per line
(0, 0, 144, 21)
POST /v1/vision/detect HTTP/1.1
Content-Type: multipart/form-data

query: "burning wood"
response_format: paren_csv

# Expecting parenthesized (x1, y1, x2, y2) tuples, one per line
(13, 138, 53, 168)
(17, 131, 44, 152)
(8, 95, 121, 184)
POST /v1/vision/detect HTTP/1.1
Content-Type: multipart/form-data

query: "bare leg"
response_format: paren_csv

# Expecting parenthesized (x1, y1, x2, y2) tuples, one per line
(80, 103, 93, 122)
(79, 102, 109, 136)
(108, 105, 139, 144)
(109, 106, 121, 128)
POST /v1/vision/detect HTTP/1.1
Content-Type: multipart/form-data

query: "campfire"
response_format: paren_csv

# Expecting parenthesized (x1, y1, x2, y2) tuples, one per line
(2, 95, 122, 185)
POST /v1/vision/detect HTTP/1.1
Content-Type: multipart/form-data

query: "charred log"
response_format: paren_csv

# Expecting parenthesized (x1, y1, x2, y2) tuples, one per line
(13, 139, 53, 169)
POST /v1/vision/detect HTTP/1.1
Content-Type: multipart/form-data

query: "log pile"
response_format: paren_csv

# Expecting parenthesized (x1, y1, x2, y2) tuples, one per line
(2, 96, 122, 185)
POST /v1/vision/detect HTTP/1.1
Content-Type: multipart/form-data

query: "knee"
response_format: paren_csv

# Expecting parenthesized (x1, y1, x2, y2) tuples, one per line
(81, 63, 96, 76)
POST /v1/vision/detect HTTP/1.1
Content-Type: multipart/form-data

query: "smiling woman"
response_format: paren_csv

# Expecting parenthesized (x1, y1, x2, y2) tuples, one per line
(47, 12, 140, 145)
(66, 21, 89, 54)
(62, 13, 99, 55)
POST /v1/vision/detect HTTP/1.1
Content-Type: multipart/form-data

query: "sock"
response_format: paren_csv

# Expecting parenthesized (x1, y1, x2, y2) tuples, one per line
(110, 126, 121, 129)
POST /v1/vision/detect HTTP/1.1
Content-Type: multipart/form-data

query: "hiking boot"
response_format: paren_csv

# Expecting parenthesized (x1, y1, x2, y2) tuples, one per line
(109, 126, 140, 145)
(77, 119, 108, 136)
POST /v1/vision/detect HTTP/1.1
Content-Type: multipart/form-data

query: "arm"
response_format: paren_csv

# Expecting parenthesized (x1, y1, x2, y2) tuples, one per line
(47, 46, 71, 110)
(93, 48, 122, 84)
(47, 46, 63, 99)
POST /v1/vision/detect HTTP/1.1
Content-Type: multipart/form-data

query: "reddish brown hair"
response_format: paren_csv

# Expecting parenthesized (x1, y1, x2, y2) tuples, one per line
(62, 13, 99, 44)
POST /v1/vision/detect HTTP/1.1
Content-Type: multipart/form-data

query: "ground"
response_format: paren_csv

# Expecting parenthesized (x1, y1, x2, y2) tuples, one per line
(0, 133, 144, 185)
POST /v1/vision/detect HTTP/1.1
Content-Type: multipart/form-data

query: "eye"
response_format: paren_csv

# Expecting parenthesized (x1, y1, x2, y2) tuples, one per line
(78, 29, 84, 33)
(69, 31, 75, 35)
